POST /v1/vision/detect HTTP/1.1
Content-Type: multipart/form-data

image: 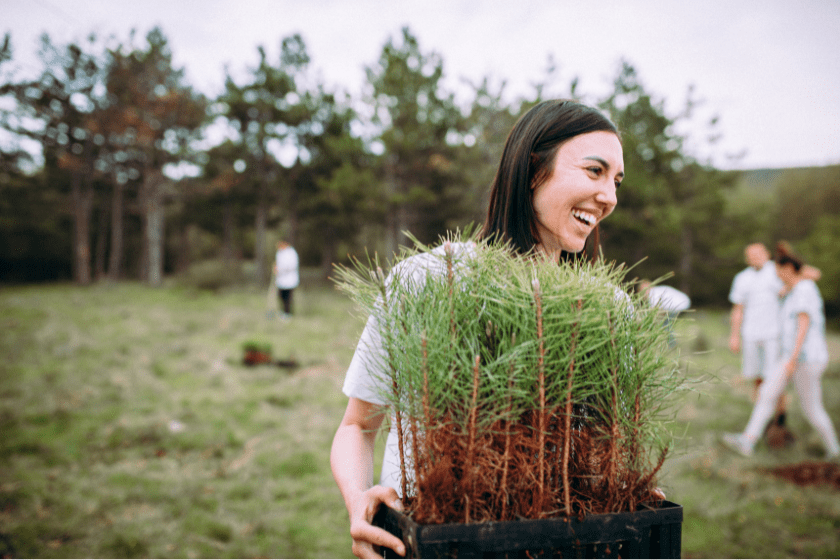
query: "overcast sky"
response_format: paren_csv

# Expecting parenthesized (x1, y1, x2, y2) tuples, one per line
(3, 0, 839, 170)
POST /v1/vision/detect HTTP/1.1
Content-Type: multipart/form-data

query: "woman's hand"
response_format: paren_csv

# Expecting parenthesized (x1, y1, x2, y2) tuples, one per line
(348, 485, 405, 559)
(332, 398, 403, 558)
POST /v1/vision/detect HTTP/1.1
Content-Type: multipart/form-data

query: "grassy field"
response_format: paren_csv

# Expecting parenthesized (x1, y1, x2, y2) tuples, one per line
(1, 276, 839, 558)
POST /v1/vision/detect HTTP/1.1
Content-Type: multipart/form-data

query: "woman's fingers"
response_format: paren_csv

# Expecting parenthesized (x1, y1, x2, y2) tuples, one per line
(349, 486, 406, 558)
(366, 485, 403, 512)
(350, 522, 406, 558)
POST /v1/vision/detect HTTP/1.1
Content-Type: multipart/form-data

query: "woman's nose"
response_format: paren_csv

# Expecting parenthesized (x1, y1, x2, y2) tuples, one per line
(595, 181, 618, 210)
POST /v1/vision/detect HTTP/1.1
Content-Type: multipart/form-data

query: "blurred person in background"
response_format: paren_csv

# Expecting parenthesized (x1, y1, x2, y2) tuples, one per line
(728, 243, 793, 446)
(274, 240, 299, 318)
(723, 242, 839, 459)
(638, 280, 691, 347)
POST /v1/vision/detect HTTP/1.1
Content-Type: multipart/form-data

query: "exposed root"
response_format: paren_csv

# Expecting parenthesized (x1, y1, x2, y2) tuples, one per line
(405, 407, 666, 524)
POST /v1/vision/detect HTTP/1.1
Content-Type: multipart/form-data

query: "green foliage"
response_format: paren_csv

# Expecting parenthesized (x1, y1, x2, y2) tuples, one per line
(799, 214, 840, 314)
(732, 165, 840, 315)
(365, 27, 473, 252)
(599, 62, 738, 304)
(338, 233, 680, 433)
(2, 24, 840, 324)
(177, 258, 247, 291)
(295, 94, 383, 277)
(241, 340, 272, 354)
(771, 166, 840, 242)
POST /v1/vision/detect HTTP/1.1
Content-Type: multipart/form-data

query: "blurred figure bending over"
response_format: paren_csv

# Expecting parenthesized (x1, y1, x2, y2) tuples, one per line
(639, 280, 691, 347)
(728, 243, 791, 444)
(723, 242, 838, 459)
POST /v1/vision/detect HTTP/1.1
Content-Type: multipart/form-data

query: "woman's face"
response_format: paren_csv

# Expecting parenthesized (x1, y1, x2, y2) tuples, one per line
(531, 131, 624, 256)
(775, 262, 797, 285)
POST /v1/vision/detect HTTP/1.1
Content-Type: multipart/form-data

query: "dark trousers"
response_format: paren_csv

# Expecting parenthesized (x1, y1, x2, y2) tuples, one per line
(278, 288, 293, 315)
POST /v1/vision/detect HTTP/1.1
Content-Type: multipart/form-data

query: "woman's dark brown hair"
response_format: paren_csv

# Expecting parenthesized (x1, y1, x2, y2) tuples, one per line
(775, 240, 805, 272)
(479, 99, 619, 259)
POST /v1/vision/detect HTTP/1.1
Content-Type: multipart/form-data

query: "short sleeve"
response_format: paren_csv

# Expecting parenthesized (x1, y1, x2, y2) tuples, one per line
(342, 314, 390, 406)
(797, 282, 822, 320)
(729, 271, 748, 305)
(786, 285, 811, 317)
(340, 241, 476, 406)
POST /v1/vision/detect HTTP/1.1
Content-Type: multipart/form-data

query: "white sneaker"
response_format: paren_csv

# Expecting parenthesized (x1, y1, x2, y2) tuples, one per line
(722, 432, 754, 457)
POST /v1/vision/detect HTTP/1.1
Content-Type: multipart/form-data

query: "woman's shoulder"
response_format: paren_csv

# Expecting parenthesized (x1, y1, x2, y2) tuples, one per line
(388, 241, 478, 285)
(797, 279, 823, 299)
(787, 279, 822, 310)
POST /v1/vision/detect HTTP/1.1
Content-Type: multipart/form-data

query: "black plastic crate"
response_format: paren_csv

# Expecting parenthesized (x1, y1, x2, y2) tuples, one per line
(373, 500, 683, 558)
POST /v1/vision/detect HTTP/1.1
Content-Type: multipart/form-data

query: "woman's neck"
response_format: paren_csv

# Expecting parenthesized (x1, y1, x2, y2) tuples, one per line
(785, 275, 802, 290)
(534, 243, 562, 263)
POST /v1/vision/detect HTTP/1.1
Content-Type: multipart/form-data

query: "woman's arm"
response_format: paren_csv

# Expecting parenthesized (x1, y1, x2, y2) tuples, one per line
(784, 312, 810, 378)
(802, 265, 821, 282)
(331, 397, 405, 559)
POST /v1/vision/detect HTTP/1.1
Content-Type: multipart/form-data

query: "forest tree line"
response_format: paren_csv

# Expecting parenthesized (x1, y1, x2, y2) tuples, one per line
(1, 27, 838, 314)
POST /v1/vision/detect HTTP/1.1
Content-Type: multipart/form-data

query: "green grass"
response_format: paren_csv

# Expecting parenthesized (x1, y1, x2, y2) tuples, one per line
(1, 280, 839, 558)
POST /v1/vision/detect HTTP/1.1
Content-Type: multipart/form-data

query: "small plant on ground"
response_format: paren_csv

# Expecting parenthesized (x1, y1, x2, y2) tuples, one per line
(242, 340, 273, 365)
(335, 232, 685, 524)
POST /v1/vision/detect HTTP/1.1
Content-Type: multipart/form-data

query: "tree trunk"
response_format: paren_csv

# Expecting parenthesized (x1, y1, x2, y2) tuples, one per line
(93, 194, 109, 281)
(141, 170, 166, 287)
(176, 224, 190, 274)
(286, 168, 300, 247)
(384, 156, 400, 259)
(222, 198, 235, 264)
(70, 171, 93, 285)
(679, 224, 693, 295)
(321, 229, 337, 281)
(107, 181, 125, 281)
(254, 181, 267, 285)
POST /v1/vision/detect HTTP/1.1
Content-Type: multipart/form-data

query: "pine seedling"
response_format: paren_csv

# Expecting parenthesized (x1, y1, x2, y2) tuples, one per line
(334, 231, 685, 524)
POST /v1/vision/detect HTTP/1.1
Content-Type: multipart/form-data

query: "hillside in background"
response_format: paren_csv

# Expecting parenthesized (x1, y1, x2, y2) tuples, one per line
(734, 164, 840, 198)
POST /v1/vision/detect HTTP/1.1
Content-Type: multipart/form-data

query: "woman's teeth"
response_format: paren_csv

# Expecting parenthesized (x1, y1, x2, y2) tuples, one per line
(572, 209, 596, 226)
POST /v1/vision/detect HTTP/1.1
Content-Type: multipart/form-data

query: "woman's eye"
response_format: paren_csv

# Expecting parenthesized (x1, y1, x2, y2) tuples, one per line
(615, 180, 622, 189)
(587, 166, 602, 175)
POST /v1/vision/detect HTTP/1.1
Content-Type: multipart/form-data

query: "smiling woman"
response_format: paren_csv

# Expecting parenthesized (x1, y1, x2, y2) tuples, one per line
(331, 99, 627, 559)
(480, 100, 622, 262)
(531, 131, 622, 257)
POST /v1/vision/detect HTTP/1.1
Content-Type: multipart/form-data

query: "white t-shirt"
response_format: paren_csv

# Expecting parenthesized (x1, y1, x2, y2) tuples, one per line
(648, 285, 691, 312)
(780, 279, 828, 364)
(342, 241, 476, 494)
(274, 247, 299, 289)
(729, 262, 783, 341)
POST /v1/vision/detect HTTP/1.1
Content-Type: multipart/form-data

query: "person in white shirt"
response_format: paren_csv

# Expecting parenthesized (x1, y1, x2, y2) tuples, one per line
(273, 241, 299, 318)
(639, 281, 691, 347)
(723, 243, 839, 459)
(728, 243, 791, 441)
(330, 100, 630, 559)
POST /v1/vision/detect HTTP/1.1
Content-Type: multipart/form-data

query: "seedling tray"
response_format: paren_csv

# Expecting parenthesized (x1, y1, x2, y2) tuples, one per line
(373, 500, 683, 558)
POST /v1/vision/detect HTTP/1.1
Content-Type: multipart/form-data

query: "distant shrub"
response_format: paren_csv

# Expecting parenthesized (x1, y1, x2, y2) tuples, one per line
(178, 259, 246, 291)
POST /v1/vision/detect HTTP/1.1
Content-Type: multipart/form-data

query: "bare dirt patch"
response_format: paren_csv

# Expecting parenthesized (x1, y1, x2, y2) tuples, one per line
(767, 461, 840, 490)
